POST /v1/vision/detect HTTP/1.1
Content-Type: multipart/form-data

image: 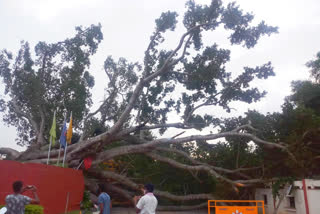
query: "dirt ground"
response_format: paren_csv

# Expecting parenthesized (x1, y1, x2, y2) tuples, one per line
(111, 207, 208, 214)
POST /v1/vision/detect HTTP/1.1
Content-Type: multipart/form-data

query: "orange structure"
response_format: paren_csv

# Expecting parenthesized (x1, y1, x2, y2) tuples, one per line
(102, 159, 118, 171)
(208, 200, 265, 214)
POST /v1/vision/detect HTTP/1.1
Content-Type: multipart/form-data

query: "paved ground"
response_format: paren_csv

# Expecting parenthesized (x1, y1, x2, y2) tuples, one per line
(111, 207, 207, 214)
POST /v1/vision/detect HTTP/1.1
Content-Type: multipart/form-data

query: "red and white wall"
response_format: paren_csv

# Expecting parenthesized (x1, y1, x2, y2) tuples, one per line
(255, 179, 320, 214)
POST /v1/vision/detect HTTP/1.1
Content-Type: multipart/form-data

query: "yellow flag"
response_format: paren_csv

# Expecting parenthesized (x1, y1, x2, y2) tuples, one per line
(66, 114, 73, 144)
(49, 112, 56, 146)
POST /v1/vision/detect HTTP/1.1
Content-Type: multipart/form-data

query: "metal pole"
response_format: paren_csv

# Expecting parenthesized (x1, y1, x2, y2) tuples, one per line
(57, 113, 67, 165)
(57, 143, 62, 165)
(302, 179, 310, 214)
(47, 135, 52, 165)
(47, 111, 56, 165)
(62, 112, 71, 167)
(64, 192, 70, 214)
(62, 142, 68, 167)
(76, 160, 84, 170)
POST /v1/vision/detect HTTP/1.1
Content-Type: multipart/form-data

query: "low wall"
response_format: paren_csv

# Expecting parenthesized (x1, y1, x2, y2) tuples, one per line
(0, 160, 84, 214)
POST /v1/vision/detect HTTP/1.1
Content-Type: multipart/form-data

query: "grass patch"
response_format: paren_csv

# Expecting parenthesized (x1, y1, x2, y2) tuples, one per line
(1, 205, 44, 214)
(63, 211, 92, 214)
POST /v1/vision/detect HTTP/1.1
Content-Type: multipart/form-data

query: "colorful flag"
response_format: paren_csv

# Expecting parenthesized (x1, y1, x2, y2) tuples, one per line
(84, 157, 93, 170)
(66, 113, 73, 144)
(49, 112, 56, 146)
(60, 121, 67, 148)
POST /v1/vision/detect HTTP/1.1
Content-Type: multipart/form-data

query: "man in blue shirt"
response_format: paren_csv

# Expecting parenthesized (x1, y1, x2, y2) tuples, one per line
(97, 184, 111, 214)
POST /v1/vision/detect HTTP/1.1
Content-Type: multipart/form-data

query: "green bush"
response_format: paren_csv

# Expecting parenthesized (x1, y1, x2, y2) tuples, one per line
(81, 190, 93, 212)
(63, 211, 80, 214)
(0, 204, 44, 214)
(25, 205, 44, 214)
(55, 163, 69, 168)
(63, 210, 93, 214)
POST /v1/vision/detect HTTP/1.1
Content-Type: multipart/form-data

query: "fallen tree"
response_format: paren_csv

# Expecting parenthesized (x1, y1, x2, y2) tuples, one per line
(0, 0, 288, 210)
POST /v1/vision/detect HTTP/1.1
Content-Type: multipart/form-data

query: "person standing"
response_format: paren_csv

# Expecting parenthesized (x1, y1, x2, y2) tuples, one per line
(5, 180, 40, 214)
(134, 184, 158, 214)
(97, 184, 112, 214)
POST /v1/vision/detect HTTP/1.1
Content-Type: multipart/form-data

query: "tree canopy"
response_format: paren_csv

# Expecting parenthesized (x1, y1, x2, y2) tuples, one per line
(0, 24, 103, 146)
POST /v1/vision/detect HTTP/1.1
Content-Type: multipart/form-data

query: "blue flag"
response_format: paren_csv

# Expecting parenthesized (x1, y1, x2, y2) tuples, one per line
(60, 121, 67, 148)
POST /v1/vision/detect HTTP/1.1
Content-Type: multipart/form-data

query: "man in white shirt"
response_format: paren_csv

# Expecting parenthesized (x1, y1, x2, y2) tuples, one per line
(134, 184, 158, 214)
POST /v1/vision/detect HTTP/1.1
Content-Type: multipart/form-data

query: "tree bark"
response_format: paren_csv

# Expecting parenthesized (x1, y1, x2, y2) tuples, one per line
(157, 203, 208, 211)
(87, 168, 215, 202)
(272, 184, 290, 214)
(0, 148, 20, 160)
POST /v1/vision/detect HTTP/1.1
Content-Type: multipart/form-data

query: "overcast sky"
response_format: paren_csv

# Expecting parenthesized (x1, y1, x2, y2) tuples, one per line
(0, 0, 319, 151)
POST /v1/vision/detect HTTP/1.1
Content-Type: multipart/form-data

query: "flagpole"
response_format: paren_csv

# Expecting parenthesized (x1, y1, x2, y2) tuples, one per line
(62, 142, 68, 167)
(47, 111, 56, 165)
(57, 143, 62, 165)
(57, 113, 67, 165)
(63, 111, 72, 167)
(47, 135, 52, 165)
(76, 160, 84, 170)
(64, 192, 70, 214)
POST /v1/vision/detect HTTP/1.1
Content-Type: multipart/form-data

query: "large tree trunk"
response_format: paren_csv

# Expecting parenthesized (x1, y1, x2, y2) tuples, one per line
(0, 118, 293, 211)
(272, 184, 290, 214)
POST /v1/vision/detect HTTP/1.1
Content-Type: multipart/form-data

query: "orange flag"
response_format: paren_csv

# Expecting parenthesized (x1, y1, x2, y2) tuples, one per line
(66, 113, 73, 144)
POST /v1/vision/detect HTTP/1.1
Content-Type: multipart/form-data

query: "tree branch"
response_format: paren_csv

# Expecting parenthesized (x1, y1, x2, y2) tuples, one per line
(157, 203, 208, 211)
(0, 147, 20, 160)
(18, 142, 79, 161)
(168, 33, 193, 67)
(232, 124, 259, 133)
(70, 23, 219, 155)
(11, 97, 39, 137)
(186, 101, 215, 122)
(85, 178, 135, 206)
(37, 106, 46, 145)
(144, 30, 160, 60)
(119, 122, 196, 136)
(87, 168, 215, 202)
(92, 126, 292, 166)
(156, 147, 257, 179)
(143, 25, 203, 83)
(107, 79, 145, 135)
(24, 158, 58, 164)
(167, 131, 288, 150)
(145, 152, 238, 186)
